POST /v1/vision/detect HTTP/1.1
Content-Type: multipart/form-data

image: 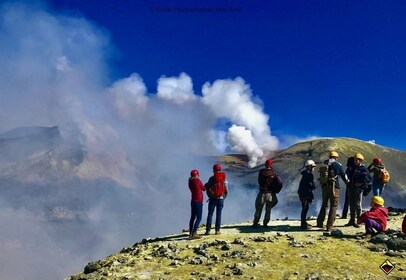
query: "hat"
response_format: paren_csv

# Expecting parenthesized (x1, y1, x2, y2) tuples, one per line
(371, 196, 384, 206)
(305, 160, 317, 167)
(354, 153, 365, 161)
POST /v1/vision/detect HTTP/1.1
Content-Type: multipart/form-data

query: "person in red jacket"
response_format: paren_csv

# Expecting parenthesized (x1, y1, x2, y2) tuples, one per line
(357, 196, 388, 236)
(188, 169, 206, 239)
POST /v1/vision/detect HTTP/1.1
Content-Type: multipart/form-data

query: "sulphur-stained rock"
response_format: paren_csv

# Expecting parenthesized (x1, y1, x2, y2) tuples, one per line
(232, 237, 245, 245)
(66, 216, 406, 280)
(304, 272, 319, 280)
(252, 236, 267, 242)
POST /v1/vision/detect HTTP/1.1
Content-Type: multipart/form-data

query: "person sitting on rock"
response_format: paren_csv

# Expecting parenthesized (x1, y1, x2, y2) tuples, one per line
(357, 196, 388, 237)
(298, 160, 317, 229)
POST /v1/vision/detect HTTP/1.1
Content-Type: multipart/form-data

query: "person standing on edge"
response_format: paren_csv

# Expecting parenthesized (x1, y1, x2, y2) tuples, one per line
(188, 169, 205, 239)
(316, 151, 349, 232)
(298, 160, 317, 230)
(367, 158, 387, 197)
(205, 164, 228, 235)
(342, 156, 355, 219)
(252, 159, 283, 228)
(346, 153, 372, 227)
(357, 196, 388, 237)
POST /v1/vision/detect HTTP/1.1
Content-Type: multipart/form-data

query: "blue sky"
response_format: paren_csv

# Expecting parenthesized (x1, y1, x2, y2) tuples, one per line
(35, 1, 406, 150)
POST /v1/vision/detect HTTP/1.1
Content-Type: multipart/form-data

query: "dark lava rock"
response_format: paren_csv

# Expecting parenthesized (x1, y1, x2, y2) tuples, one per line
(83, 261, 101, 274)
(386, 238, 406, 251)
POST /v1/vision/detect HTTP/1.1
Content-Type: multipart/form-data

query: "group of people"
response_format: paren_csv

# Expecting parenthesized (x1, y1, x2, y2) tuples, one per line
(188, 151, 406, 240)
(298, 151, 394, 235)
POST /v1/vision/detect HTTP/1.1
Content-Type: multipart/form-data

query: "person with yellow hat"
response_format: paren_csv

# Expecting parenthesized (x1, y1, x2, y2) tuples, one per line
(345, 153, 373, 227)
(316, 151, 349, 231)
(357, 196, 388, 236)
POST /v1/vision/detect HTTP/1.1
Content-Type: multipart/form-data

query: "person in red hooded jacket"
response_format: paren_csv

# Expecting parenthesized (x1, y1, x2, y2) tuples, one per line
(357, 196, 388, 236)
(188, 169, 206, 239)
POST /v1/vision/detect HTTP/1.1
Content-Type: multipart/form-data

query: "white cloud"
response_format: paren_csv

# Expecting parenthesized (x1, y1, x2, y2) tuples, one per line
(107, 73, 148, 118)
(157, 72, 196, 104)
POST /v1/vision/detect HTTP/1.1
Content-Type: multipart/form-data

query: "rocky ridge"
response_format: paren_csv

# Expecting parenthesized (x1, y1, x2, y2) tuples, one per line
(67, 211, 406, 280)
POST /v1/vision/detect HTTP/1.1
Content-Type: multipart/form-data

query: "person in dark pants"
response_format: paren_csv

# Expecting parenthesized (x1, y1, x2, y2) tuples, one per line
(298, 160, 317, 229)
(346, 153, 372, 227)
(188, 169, 206, 239)
(205, 164, 228, 235)
(367, 158, 387, 197)
(252, 159, 282, 228)
(316, 151, 349, 232)
(342, 157, 355, 219)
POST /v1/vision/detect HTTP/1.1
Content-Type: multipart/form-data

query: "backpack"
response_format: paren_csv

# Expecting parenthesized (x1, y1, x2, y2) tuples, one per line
(318, 162, 337, 185)
(379, 168, 390, 184)
(270, 175, 283, 194)
(209, 171, 227, 198)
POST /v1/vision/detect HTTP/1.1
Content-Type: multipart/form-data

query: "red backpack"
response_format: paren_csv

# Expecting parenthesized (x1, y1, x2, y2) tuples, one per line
(210, 171, 227, 198)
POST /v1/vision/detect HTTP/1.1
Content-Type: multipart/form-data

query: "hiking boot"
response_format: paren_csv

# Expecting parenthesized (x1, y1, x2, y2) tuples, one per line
(263, 224, 269, 228)
(326, 227, 334, 232)
(215, 230, 221, 235)
(344, 222, 356, 227)
(300, 224, 312, 230)
(353, 224, 360, 228)
(252, 223, 259, 229)
(204, 230, 210, 235)
(315, 223, 324, 228)
(190, 232, 201, 239)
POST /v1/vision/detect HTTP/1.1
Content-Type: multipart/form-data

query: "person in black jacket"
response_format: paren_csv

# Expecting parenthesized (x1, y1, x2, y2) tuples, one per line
(298, 160, 317, 229)
(342, 156, 355, 219)
(252, 159, 282, 228)
(345, 153, 373, 227)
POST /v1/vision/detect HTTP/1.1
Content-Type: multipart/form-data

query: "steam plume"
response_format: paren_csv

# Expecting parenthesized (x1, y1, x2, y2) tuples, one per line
(0, 2, 279, 280)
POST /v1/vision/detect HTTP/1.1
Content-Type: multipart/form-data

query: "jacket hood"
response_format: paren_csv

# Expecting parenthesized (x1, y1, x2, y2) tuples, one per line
(372, 206, 389, 215)
(301, 170, 308, 176)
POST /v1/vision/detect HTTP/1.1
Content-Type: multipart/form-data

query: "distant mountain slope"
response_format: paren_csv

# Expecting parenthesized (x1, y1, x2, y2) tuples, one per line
(0, 125, 135, 186)
(219, 138, 406, 209)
